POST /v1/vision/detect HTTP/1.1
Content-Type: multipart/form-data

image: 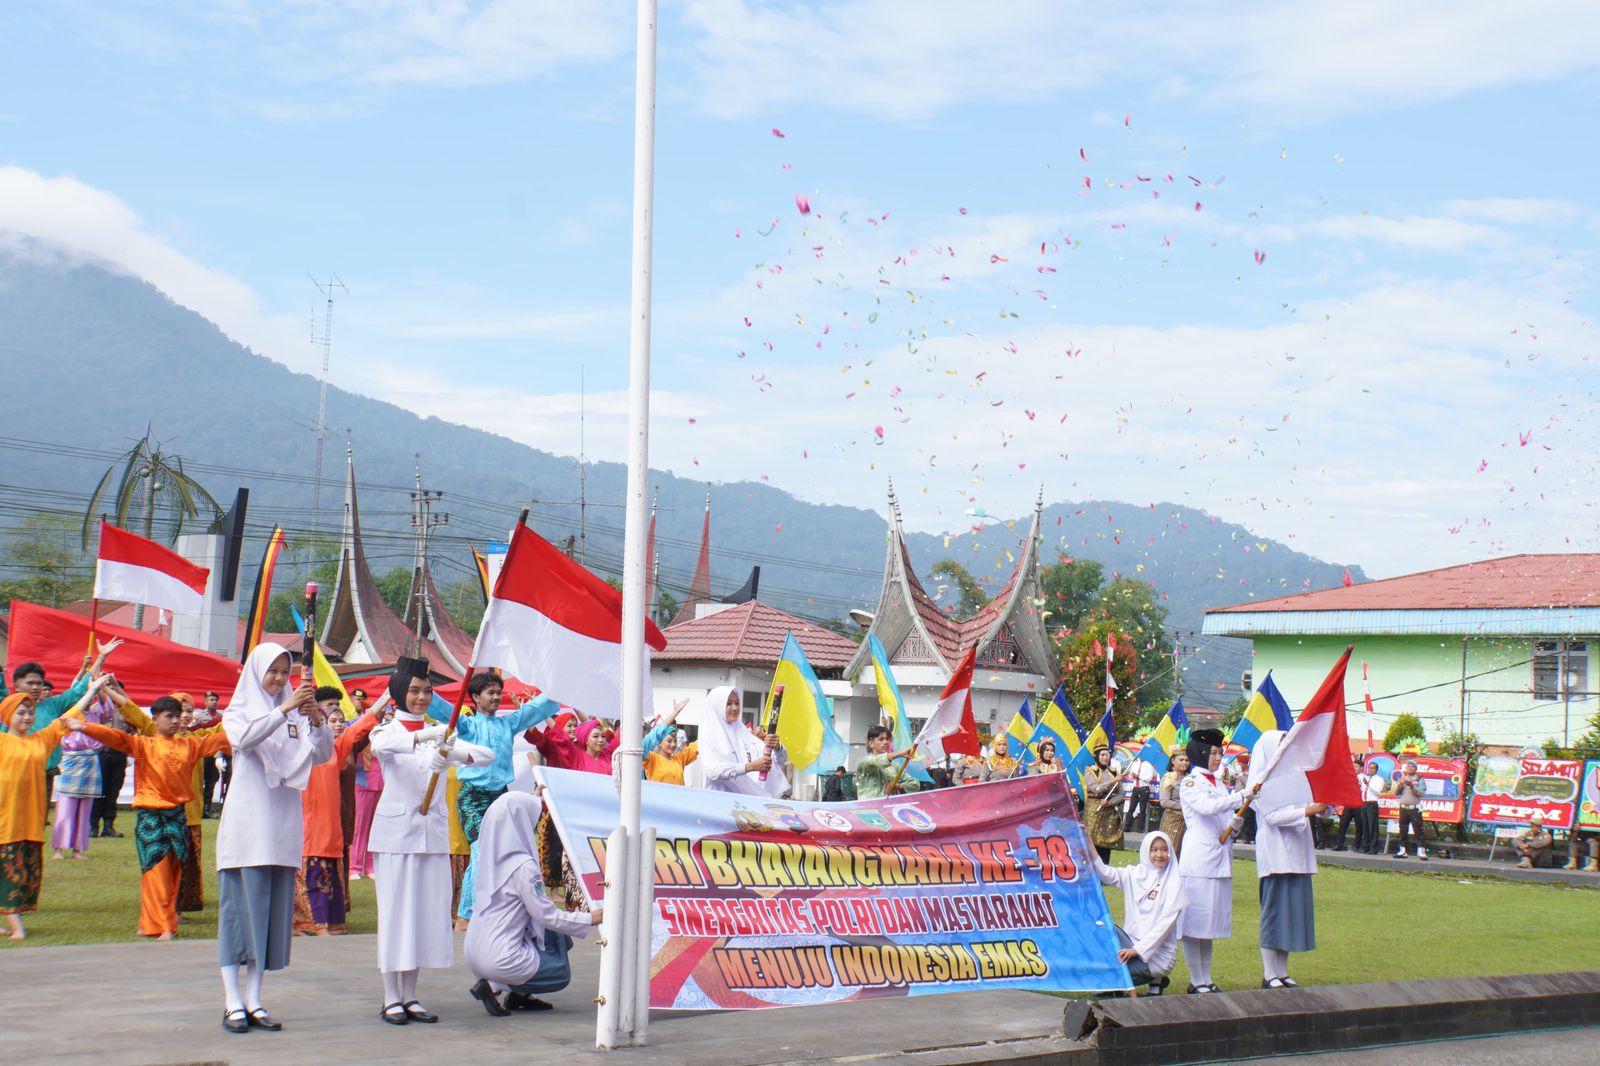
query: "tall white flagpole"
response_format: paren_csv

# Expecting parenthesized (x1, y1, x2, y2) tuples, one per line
(598, 0, 657, 1050)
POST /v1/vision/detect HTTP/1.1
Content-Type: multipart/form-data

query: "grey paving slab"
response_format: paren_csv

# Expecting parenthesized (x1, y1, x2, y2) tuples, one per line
(1213, 1025, 1600, 1065)
(0, 933, 1083, 1066)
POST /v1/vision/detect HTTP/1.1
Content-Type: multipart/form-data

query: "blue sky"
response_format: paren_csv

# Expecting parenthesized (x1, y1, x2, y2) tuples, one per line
(2, 1, 1597, 578)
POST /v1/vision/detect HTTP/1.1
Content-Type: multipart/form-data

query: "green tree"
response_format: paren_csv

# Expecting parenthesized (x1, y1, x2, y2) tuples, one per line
(1094, 578, 1175, 708)
(929, 559, 990, 617)
(0, 513, 93, 608)
(1039, 559, 1104, 632)
(1383, 713, 1427, 752)
(655, 589, 679, 626)
(1218, 695, 1250, 732)
(819, 616, 866, 644)
(81, 428, 222, 628)
(375, 567, 413, 619)
(1056, 618, 1144, 742)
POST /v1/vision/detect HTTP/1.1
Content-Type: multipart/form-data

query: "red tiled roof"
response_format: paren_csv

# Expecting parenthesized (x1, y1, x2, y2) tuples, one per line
(1208, 554, 1600, 613)
(656, 600, 859, 669)
(899, 537, 1021, 666)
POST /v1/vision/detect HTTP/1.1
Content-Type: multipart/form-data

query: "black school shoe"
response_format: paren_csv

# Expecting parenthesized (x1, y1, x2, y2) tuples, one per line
(470, 979, 510, 1017)
(504, 992, 554, 1011)
(380, 1002, 409, 1025)
(246, 1008, 282, 1031)
(222, 1009, 249, 1033)
(402, 1000, 438, 1023)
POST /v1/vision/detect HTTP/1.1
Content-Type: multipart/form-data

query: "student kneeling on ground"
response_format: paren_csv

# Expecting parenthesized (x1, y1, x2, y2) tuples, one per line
(1089, 830, 1186, 995)
(1515, 815, 1554, 869)
(465, 790, 602, 1016)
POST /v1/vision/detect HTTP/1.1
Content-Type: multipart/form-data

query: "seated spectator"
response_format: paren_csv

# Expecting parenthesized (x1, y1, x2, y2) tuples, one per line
(1514, 816, 1553, 869)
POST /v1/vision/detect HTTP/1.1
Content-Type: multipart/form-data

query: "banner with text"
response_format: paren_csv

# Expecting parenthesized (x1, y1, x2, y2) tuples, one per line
(1467, 755, 1584, 829)
(1361, 754, 1468, 824)
(1580, 760, 1600, 833)
(536, 768, 1129, 1010)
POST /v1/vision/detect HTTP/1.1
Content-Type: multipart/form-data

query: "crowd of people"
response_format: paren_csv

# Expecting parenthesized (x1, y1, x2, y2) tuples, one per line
(3, 646, 1592, 1026)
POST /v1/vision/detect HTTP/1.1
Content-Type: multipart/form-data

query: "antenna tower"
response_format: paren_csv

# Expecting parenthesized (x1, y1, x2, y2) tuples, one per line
(577, 365, 587, 565)
(308, 273, 348, 536)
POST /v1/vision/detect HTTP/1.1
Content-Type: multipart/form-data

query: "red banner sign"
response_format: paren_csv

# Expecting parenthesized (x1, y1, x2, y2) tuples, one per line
(1468, 755, 1584, 830)
(1361, 754, 1467, 824)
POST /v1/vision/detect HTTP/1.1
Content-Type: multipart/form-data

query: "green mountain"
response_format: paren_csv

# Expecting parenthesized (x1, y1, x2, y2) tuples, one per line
(0, 247, 1365, 700)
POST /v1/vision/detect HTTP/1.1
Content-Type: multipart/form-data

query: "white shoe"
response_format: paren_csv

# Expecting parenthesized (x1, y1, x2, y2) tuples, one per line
(1418, 848, 1428, 861)
(1395, 848, 1406, 858)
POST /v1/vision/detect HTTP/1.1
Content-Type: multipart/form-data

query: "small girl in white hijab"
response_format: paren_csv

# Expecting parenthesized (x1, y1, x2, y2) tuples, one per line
(1089, 829, 1187, 995)
(464, 791, 601, 1015)
(696, 686, 788, 797)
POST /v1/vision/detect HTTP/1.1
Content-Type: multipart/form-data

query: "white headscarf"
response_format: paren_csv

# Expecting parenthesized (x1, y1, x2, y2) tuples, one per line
(473, 791, 544, 913)
(1247, 729, 1311, 812)
(228, 642, 313, 788)
(1131, 830, 1177, 898)
(696, 685, 752, 770)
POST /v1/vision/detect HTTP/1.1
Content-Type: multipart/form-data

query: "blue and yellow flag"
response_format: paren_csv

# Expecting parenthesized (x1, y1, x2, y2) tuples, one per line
(1020, 701, 1082, 769)
(1231, 672, 1295, 753)
(1134, 699, 1191, 775)
(765, 632, 849, 773)
(1002, 697, 1035, 757)
(866, 634, 932, 783)
(289, 602, 357, 720)
(1066, 705, 1116, 791)
(1048, 684, 1088, 742)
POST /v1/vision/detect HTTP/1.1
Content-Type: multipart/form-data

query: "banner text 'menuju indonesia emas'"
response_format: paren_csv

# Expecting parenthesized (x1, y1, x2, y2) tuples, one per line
(537, 767, 1128, 1010)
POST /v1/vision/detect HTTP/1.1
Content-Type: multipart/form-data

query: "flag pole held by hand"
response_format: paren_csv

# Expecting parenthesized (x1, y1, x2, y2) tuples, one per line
(419, 659, 474, 815)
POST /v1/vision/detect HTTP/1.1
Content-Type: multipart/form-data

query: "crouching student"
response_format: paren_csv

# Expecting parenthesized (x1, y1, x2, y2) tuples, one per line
(1089, 830, 1187, 995)
(66, 695, 230, 940)
(464, 791, 601, 1016)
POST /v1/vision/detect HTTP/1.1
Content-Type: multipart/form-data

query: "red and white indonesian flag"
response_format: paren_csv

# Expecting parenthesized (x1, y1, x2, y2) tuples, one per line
(470, 523, 667, 716)
(1255, 646, 1364, 808)
(93, 522, 210, 615)
(913, 646, 982, 761)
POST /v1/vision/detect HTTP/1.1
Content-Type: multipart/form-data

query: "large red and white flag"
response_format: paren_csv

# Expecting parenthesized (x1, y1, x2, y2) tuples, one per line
(1257, 646, 1364, 808)
(913, 646, 981, 761)
(470, 523, 667, 716)
(93, 522, 210, 615)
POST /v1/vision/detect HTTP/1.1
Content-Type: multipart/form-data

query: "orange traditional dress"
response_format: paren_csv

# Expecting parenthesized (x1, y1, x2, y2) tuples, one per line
(81, 722, 229, 936)
(294, 713, 379, 934)
(0, 698, 76, 916)
(643, 741, 699, 785)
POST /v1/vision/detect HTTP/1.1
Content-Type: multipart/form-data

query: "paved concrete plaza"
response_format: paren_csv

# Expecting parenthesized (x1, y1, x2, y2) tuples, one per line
(0, 932, 1081, 1066)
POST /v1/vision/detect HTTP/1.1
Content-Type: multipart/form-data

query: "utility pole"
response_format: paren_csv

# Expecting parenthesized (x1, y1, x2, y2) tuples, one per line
(578, 364, 588, 565)
(408, 456, 449, 656)
(308, 274, 347, 538)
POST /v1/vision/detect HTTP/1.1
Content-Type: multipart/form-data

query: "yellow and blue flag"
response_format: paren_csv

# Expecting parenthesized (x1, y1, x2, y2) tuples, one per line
(1231, 672, 1295, 753)
(765, 632, 849, 773)
(1020, 700, 1083, 769)
(1134, 699, 1191, 775)
(1047, 683, 1088, 743)
(866, 634, 932, 783)
(1002, 697, 1035, 757)
(1066, 705, 1116, 791)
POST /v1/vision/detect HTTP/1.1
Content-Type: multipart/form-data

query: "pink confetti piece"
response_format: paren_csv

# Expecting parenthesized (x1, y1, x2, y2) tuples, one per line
(1079, 148, 1087, 161)
(1518, 430, 1532, 446)
(795, 194, 811, 215)
(771, 128, 785, 138)
(1253, 250, 1266, 264)
(1124, 112, 1132, 126)
(959, 206, 968, 215)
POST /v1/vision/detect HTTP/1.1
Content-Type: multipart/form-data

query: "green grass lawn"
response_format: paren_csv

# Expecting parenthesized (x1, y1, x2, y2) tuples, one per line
(2, 821, 378, 947)
(1101, 855, 1600, 990)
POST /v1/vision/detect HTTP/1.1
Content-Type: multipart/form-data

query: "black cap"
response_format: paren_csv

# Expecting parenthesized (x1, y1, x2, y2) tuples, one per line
(1185, 728, 1226, 770)
(388, 656, 431, 705)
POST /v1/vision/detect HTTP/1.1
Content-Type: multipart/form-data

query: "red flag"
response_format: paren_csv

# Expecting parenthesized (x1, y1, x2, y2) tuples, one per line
(913, 646, 980, 759)
(1342, 568, 1354, 588)
(470, 523, 667, 715)
(1272, 647, 1363, 807)
(93, 521, 210, 614)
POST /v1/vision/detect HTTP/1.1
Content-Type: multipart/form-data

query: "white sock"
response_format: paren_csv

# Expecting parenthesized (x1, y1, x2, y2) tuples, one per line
(382, 971, 402, 1006)
(1181, 937, 1213, 986)
(244, 963, 264, 1011)
(1261, 948, 1288, 980)
(399, 968, 419, 1004)
(220, 966, 244, 1013)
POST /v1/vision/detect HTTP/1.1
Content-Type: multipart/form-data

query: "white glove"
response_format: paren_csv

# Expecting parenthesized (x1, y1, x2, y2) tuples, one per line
(1228, 815, 1245, 837)
(415, 724, 449, 745)
(428, 748, 450, 774)
(446, 746, 477, 766)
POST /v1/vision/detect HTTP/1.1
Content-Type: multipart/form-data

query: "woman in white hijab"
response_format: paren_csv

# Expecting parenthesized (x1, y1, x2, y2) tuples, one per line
(697, 686, 788, 797)
(1247, 729, 1327, 988)
(215, 642, 328, 1034)
(1089, 830, 1187, 994)
(464, 791, 601, 1016)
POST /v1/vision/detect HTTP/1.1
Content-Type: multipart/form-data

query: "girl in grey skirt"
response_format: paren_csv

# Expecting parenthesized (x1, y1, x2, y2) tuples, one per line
(1246, 730, 1329, 988)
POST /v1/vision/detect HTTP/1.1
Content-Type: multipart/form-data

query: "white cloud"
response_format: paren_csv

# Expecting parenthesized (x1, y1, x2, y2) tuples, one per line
(1303, 213, 1510, 253)
(681, 1, 1600, 123)
(0, 165, 309, 371)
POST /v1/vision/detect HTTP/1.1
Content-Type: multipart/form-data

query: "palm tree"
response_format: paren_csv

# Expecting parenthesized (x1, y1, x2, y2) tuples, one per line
(82, 428, 222, 629)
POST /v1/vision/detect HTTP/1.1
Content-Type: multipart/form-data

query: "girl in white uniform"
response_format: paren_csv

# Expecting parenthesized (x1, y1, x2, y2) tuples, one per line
(1175, 728, 1250, 993)
(367, 657, 494, 1025)
(1248, 730, 1326, 988)
(215, 643, 330, 1034)
(697, 686, 788, 798)
(1089, 829, 1187, 994)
